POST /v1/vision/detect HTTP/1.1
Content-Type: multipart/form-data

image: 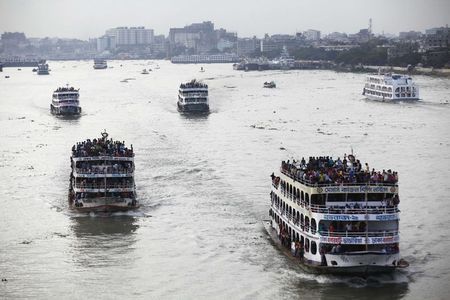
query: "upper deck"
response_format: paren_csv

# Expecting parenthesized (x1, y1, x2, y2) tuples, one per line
(71, 131, 134, 162)
(366, 73, 416, 87)
(278, 155, 398, 194)
(53, 87, 79, 99)
(179, 80, 208, 92)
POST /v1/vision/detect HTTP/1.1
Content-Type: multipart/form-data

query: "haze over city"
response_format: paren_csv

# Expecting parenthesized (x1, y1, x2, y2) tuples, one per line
(1, 0, 449, 38)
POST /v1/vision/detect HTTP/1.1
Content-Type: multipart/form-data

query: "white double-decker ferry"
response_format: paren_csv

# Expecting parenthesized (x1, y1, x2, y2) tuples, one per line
(51, 85, 82, 115)
(68, 131, 139, 213)
(177, 79, 209, 113)
(363, 73, 419, 102)
(93, 59, 107, 69)
(266, 154, 408, 275)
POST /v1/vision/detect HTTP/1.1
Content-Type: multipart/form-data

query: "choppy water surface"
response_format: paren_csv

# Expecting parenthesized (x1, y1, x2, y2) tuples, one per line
(0, 61, 449, 299)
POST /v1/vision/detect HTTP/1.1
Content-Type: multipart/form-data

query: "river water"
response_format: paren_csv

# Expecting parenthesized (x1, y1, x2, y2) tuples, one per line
(0, 61, 449, 299)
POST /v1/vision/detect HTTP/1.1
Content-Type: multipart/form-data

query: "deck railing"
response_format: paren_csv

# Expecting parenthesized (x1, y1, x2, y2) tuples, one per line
(277, 187, 398, 214)
(272, 205, 399, 238)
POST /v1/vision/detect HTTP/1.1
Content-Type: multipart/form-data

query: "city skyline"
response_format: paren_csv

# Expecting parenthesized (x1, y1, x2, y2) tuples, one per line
(1, 0, 449, 39)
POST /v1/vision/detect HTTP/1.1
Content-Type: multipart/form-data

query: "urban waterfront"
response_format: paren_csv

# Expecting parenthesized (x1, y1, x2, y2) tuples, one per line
(0, 61, 450, 299)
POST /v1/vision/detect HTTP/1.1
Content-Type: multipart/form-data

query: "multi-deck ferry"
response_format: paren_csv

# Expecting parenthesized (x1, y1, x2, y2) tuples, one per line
(363, 73, 419, 101)
(266, 154, 407, 274)
(51, 86, 81, 115)
(93, 59, 107, 69)
(37, 61, 49, 75)
(68, 131, 139, 213)
(177, 79, 209, 113)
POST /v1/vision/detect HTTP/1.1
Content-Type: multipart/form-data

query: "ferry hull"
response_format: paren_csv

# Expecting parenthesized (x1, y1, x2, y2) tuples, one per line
(51, 104, 81, 115)
(70, 204, 140, 213)
(263, 221, 398, 276)
(177, 102, 209, 113)
(365, 94, 419, 102)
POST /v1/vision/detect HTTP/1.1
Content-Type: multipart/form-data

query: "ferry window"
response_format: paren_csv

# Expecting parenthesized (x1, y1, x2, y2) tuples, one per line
(300, 214, 304, 230)
(301, 191, 304, 201)
(347, 193, 365, 202)
(311, 219, 317, 234)
(311, 241, 317, 255)
(305, 193, 309, 204)
(305, 238, 310, 253)
(311, 194, 325, 205)
(367, 193, 384, 201)
(327, 193, 344, 202)
(305, 217, 310, 232)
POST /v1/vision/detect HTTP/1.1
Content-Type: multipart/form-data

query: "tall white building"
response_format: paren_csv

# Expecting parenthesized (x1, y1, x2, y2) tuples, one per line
(304, 29, 321, 41)
(105, 27, 154, 46)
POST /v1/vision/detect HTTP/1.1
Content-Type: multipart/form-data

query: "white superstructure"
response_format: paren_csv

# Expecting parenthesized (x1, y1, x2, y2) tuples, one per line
(363, 73, 419, 101)
(177, 80, 209, 113)
(51, 86, 81, 115)
(268, 155, 405, 274)
(93, 59, 107, 69)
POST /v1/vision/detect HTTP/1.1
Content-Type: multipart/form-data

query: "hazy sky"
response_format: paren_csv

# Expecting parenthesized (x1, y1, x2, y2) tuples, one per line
(0, 0, 449, 39)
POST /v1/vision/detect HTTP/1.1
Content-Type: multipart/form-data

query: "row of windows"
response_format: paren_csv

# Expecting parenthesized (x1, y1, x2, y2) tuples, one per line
(272, 192, 317, 234)
(272, 211, 318, 255)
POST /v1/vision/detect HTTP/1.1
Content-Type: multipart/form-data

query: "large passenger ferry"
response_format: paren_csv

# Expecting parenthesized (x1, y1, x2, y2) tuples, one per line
(93, 59, 107, 69)
(363, 73, 419, 101)
(266, 154, 407, 274)
(37, 61, 49, 75)
(51, 86, 81, 115)
(177, 80, 209, 113)
(68, 131, 139, 213)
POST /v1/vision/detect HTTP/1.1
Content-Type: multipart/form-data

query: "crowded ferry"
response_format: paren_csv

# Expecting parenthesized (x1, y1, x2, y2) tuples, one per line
(177, 79, 209, 113)
(363, 73, 419, 102)
(37, 61, 49, 75)
(51, 86, 81, 116)
(266, 153, 408, 274)
(68, 131, 139, 213)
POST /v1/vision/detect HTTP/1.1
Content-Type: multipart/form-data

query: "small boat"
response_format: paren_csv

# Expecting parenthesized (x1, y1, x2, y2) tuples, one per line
(264, 81, 276, 88)
(32, 68, 37, 72)
(5, 75, 10, 78)
(141, 69, 149, 75)
(200, 67, 205, 72)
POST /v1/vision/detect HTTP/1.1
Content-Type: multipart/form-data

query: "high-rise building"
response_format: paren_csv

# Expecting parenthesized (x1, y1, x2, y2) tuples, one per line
(304, 29, 321, 41)
(105, 27, 154, 46)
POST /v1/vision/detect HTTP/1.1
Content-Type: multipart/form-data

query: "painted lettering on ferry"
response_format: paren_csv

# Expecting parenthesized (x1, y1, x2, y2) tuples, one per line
(322, 186, 392, 193)
(375, 214, 398, 221)
(319, 236, 364, 244)
(324, 215, 359, 221)
(369, 236, 399, 244)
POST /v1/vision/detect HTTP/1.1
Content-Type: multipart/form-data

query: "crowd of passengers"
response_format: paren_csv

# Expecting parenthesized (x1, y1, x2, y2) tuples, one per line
(55, 86, 78, 92)
(76, 178, 133, 188)
(180, 80, 208, 89)
(72, 137, 133, 158)
(280, 154, 398, 185)
(75, 161, 133, 174)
